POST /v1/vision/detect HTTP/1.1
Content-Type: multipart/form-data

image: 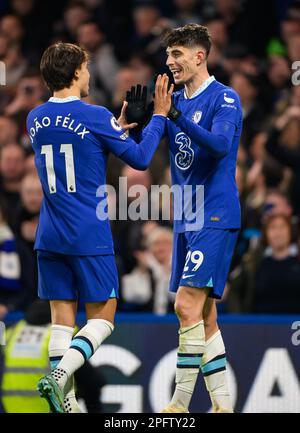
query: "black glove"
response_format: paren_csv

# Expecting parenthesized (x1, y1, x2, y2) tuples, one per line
(125, 84, 152, 130)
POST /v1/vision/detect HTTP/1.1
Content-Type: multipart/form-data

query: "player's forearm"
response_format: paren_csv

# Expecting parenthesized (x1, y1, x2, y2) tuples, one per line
(129, 122, 151, 143)
(121, 115, 166, 170)
(173, 115, 235, 158)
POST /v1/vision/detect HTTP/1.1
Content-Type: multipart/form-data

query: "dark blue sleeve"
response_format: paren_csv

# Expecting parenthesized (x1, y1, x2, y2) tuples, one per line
(96, 108, 166, 169)
(121, 115, 166, 170)
(129, 118, 161, 143)
(174, 89, 241, 158)
(95, 107, 137, 157)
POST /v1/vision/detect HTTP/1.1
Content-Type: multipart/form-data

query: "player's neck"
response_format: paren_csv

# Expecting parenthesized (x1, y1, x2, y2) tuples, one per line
(53, 86, 81, 99)
(184, 70, 210, 99)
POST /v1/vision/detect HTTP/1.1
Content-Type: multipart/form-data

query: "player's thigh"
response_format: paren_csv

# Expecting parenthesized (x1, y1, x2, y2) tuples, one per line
(169, 233, 187, 293)
(181, 229, 237, 300)
(213, 229, 239, 299)
(178, 230, 220, 292)
(70, 254, 118, 323)
(70, 255, 119, 303)
(37, 250, 77, 300)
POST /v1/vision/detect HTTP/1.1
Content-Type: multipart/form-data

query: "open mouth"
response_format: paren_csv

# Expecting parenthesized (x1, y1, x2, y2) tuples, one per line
(171, 69, 182, 79)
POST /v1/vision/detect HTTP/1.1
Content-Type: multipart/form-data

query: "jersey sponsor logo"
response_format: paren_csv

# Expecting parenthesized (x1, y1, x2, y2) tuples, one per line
(110, 116, 122, 131)
(221, 103, 237, 110)
(224, 93, 235, 104)
(192, 111, 202, 124)
(175, 132, 194, 170)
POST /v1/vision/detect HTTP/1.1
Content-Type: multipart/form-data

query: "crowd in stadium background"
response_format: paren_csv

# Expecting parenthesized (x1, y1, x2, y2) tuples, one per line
(0, 0, 300, 319)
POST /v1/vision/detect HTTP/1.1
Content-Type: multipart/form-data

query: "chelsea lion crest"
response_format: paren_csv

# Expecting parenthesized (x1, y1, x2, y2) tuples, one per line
(192, 111, 202, 124)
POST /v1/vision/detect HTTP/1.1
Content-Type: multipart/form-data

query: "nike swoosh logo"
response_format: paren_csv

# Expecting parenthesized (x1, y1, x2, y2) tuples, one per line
(182, 274, 195, 279)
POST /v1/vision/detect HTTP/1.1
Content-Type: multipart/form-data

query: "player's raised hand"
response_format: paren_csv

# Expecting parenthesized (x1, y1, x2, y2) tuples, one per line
(154, 74, 174, 117)
(127, 85, 150, 125)
(117, 100, 138, 131)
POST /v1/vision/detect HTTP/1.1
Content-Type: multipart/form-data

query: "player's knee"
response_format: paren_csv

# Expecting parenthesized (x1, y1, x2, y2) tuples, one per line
(174, 298, 197, 323)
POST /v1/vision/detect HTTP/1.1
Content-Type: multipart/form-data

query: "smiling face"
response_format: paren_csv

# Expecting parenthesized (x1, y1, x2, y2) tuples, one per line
(166, 45, 206, 86)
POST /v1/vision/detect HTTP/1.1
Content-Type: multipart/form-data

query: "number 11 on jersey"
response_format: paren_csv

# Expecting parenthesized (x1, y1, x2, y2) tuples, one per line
(41, 144, 77, 194)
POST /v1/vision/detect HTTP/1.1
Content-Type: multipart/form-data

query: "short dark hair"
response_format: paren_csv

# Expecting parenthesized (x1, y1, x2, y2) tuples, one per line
(40, 42, 89, 92)
(163, 24, 212, 57)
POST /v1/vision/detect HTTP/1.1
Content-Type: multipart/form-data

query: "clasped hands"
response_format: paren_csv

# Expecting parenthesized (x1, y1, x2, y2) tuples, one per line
(117, 74, 181, 132)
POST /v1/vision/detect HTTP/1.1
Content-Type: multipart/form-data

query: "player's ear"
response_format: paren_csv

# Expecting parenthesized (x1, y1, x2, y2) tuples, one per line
(196, 49, 206, 65)
(74, 67, 81, 81)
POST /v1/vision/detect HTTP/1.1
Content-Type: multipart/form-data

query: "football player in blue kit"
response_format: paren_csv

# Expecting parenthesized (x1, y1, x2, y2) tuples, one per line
(27, 42, 173, 412)
(126, 24, 242, 413)
(162, 24, 243, 414)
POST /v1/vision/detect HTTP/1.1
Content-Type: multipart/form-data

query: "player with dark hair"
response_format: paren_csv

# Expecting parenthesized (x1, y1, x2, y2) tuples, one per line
(27, 42, 173, 413)
(126, 24, 243, 413)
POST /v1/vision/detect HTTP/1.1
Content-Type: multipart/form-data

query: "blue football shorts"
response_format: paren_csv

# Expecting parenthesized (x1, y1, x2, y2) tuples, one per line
(37, 250, 119, 302)
(169, 228, 239, 299)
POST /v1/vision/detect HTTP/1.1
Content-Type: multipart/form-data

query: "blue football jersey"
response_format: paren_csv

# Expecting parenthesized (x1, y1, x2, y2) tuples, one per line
(27, 96, 137, 255)
(167, 76, 243, 232)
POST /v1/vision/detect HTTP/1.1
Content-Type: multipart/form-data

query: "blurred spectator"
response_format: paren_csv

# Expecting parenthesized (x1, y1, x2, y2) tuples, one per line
(206, 14, 228, 51)
(121, 226, 175, 314)
(280, 4, 300, 46)
(0, 15, 24, 47)
(130, 4, 168, 68)
(24, 153, 36, 175)
(113, 165, 153, 273)
(111, 66, 141, 113)
(9, 0, 57, 61)
(266, 106, 300, 215)
(0, 198, 21, 320)
(4, 71, 46, 117)
(77, 21, 119, 105)
(229, 214, 300, 313)
(0, 198, 36, 320)
(16, 173, 42, 251)
(231, 71, 267, 148)
(287, 33, 300, 62)
(128, 54, 155, 88)
(0, 143, 25, 230)
(204, 15, 230, 83)
(0, 33, 27, 88)
(0, 117, 19, 148)
(266, 55, 290, 107)
(4, 71, 46, 145)
(172, 0, 202, 26)
(222, 44, 248, 77)
(57, 0, 91, 42)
